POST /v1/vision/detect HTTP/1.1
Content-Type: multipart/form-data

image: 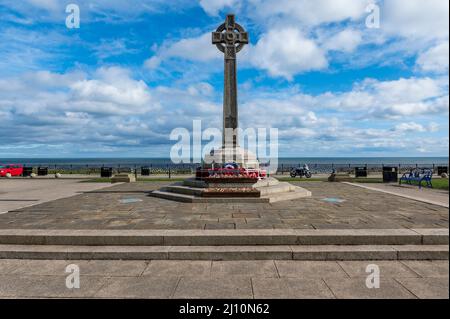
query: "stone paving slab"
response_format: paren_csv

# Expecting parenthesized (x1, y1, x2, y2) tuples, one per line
(275, 261, 348, 278)
(0, 179, 113, 214)
(0, 182, 447, 230)
(95, 277, 179, 299)
(0, 259, 447, 298)
(400, 260, 449, 277)
(395, 278, 449, 299)
(337, 261, 419, 278)
(143, 260, 211, 277)
(252, 278, 334, 299)
(324, 278, 417, 299)
(173, 277, 253, 299)
(345, 182, 449, 208)
(211, 260, 279, 277)
(0, 274, 107, 298)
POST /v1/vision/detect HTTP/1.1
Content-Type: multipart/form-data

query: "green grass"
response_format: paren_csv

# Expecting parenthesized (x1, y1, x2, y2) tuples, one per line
(404, 178, 449, 190)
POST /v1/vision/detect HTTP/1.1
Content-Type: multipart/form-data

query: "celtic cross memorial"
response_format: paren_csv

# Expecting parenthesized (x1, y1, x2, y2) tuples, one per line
(212, 14, 249, 149)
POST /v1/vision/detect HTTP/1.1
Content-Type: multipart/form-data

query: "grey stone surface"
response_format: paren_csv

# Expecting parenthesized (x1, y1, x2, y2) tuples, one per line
(0, 179, 112, 213)
(275, 261, 349, 278)
(395, 245, 449, 260)
(346, 182, 449, 208)
(143, 260, 211, 277)
(211, 260, 278, 277)
(395, 278, 449, 299)
(212, 14, 248, 148)
(412, 228, 449, 244)
(77, 260, 149, 276)
(0, 259, 447, 298)
(1, 244, 447, 261)
(0, 182, 447, 230)
(291, 245, 398, 261)
(168, 246, 293, 260)
(95, 277, 179, 299)
(337, 261, 419, 278)
(0, 259, 80, 276)
(252, 278, 335, 299)
(173, 277, 253, 299)
(401, 260, 449, 277)
(325, 278, 416, 299)
(1, 228, 446, 246)
(0, 275, 107, 298)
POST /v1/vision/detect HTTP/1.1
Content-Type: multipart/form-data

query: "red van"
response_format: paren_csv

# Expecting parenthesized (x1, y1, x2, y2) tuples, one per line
(0, 164, 24, 177)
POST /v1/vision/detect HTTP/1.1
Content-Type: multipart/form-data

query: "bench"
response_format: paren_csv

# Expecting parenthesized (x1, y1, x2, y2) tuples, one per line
(399, 169, 433, 189)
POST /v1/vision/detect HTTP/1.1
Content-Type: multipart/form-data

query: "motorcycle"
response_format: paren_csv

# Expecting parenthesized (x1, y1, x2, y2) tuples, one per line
(290, 164, 312, 178)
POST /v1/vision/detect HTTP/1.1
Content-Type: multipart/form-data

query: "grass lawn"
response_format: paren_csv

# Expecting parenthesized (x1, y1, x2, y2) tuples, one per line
(407, 178, 449, 190)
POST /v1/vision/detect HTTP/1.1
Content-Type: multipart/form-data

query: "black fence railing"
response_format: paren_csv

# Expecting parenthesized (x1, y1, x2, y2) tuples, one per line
(13, 162, 449, 177)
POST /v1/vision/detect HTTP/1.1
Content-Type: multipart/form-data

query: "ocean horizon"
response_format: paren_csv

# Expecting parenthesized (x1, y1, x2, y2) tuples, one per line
(1, 157, 448, 167)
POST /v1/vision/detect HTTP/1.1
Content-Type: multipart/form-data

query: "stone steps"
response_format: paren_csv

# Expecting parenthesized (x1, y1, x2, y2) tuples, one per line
(151, 177, 312, 203)
(164, 185, 204, 196)
(0, 229, 447, 246)
(0, 244, 447, 260)
(150, 190, 271, 203)
(257, 182, 295, 196)
(262, 187, 312, 203)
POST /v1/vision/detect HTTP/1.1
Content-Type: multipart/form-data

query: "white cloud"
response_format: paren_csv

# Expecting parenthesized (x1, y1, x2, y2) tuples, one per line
(69, 67, 153, 115)
(384, 0, 449, 40)
(329, 77, 449, 118)
(145, 33, 219, 69)
(416, 41, 449, 73)
(250, 0, 367, 26)
(323, 29, 362, 53)
(249, 28, 328, 79)
(395, 122, 427, 133)
(199, 0, 239, 16)
(146, 28, 328, 79)
(394, 122, 441, 133)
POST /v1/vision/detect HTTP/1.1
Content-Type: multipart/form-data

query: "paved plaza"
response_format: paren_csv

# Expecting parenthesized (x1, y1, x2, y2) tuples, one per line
(0, 179, 111, 214)
(0, 259, 447, 298)
(0, 181, 447, 230)
(0, 180, 448, 299)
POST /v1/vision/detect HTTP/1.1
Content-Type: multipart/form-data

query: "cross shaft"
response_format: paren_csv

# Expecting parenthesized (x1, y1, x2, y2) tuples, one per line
(212, 14, 248, 150)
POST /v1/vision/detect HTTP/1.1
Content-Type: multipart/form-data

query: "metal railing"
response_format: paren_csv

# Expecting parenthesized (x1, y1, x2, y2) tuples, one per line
(12, 162, 448, 177)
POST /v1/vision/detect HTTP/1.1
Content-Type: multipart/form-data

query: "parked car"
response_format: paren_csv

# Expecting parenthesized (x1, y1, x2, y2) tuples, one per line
(0, 164, 24, 177)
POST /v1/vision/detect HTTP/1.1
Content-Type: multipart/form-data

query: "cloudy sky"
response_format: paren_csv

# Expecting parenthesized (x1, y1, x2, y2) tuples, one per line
(0, 0, 448, 158)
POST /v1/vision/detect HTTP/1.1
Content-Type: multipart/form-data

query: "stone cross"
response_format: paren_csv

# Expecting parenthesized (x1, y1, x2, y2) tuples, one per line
(212, 14, 249, 149)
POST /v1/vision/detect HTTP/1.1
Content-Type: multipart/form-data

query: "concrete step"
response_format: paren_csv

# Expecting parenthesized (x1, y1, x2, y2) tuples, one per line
(0, 244, 447, 260)
(0, 229, 447, 246)
(257, 182, 295, 196)
(164, 185, 204, 196)
(263, 186, 312, 203)
(149, 190, 270, 203)
(150, 190, 197, 203)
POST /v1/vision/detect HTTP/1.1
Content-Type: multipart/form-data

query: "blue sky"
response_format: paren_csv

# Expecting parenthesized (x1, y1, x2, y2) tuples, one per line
(0, 0, 448, 158)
